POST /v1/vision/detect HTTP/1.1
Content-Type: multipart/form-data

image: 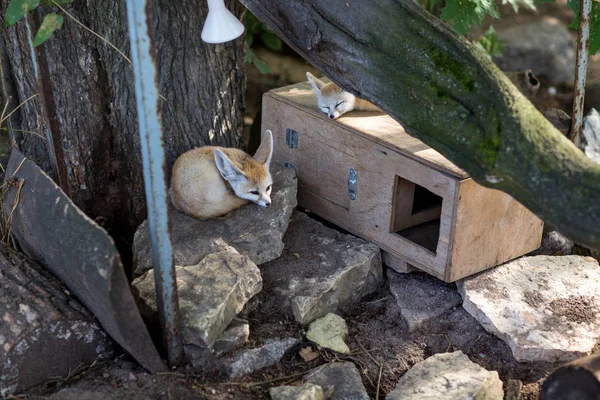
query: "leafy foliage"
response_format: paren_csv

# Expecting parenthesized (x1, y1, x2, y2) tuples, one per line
(567, 0, 600, 55)
(33, 13, 63, 46)
(439, 0, 499, 34)
(245, 11, 283, 74)
(474, 25, 505, 58)
(4, 0, 73, 46)
(4, 0, 40, 26)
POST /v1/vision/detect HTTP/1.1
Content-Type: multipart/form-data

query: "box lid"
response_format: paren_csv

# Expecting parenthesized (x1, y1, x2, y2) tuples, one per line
(267, 81, 469, 179)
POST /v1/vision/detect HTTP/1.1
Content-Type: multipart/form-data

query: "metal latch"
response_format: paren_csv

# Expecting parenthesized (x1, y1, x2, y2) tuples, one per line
(286, 128, 299, 149)
(348, 168, 357, 200)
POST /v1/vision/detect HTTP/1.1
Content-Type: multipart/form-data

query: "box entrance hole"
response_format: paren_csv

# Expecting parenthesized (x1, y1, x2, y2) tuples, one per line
(390, 176, 442, 253)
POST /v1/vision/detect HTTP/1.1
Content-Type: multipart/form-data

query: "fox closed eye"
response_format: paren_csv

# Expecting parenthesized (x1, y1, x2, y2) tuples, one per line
(336, 101, 345, 108)
(250, 190, 259, 195)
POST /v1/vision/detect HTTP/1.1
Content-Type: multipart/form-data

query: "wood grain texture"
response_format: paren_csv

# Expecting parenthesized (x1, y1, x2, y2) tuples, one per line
(264, 83, 543, 282)
(449, 178, 543, 281)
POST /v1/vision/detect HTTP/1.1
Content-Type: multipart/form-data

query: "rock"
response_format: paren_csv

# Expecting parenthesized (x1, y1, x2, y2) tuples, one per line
(132, 244, 262, 348)
(531, 230, 574, 256)
(582, 108, 600, 164)
(388, 269, 462, 332)
(50, 388, 109, 400)
(260, 211, 382, 325)
(269, 383, 325, 400)
(386, 351, 503, 400)
(221, 337, 299, 379)
(494, 21, 575, 84)
(213, 318, 250, 355)
(304, 362, 369, 400)
(306, 313, 350, 354)
(458, 255, 600, 362)
(504, 379, 523, 400)
(133, 164, 297, 276)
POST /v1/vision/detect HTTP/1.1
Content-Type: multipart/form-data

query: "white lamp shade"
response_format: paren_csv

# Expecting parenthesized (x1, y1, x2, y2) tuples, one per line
(201, 0, 245, 44)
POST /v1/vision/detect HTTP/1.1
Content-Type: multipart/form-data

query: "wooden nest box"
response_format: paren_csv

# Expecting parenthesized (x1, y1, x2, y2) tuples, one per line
(261, 81, 543, 282)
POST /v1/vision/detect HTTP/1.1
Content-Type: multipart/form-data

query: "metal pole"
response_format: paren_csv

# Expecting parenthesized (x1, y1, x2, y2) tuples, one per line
(125, 0, 183, 365)
(570, 0, 592, 148)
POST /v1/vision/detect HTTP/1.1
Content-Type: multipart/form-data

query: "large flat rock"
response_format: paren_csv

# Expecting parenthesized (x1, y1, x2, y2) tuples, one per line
(386, 351, 503, 400)
(132, 244, 262, 348)
(458, 255, 600, 362)
(260, 211, 382, 325)
(388, 269, 462, 332)
(133, 164, 296, 277)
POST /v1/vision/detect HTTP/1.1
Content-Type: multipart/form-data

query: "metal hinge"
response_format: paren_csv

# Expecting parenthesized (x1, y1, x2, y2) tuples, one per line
(286, 128, 299, 149)
(348, 168, 357, 200)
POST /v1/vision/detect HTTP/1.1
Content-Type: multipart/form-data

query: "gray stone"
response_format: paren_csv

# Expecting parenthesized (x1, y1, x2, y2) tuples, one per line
(304, 362, 369, 400)
(221, 337, 300, 379)
(306, 313, 350, 354)
(50, 388, 110, 400)
(269, 383, 325, 400)
(260, 211, 382, 325)
(132, 244, 262, 348)
(386, 351, 503, 400)
(458, 255, 600, 362)
(388, 269, 462, 332)
(133, 164, 297, 276)
(213, 318, 250, 355)
(494, 21, 576, 84)
(531, 230, 574, 256)
(582, 108, 600, 164)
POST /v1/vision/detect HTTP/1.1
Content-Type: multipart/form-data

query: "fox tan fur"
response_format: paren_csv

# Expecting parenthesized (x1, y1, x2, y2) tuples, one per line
(306, 72, 381, 120)
(170, 130, 274, 219)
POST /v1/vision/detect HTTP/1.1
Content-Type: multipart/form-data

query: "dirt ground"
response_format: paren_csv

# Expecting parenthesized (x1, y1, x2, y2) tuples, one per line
(9, 2, 600, 399)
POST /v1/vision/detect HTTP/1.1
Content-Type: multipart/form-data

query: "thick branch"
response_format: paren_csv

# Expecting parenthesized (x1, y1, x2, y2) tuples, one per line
(240, 0, 600, 250)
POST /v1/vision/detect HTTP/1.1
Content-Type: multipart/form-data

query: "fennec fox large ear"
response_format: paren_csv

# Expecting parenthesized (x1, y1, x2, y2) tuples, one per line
(214, 149, 246, 182)
(253, 129, 273, 167)
(306, 72, 325, 93)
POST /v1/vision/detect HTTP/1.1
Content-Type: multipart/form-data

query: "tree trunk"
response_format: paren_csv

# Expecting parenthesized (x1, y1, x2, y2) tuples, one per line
(0, 244, 113, 396)
(0, 0, 246, 254)
(240, 0, 600, 250)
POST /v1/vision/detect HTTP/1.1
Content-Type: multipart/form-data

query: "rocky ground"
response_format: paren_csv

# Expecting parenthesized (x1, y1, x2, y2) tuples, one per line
(7, 1, 600, 399)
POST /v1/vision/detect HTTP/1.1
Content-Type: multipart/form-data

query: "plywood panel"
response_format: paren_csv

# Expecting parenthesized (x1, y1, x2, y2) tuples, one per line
(268, 83, 469, 179)
(449, 179, 544, 281)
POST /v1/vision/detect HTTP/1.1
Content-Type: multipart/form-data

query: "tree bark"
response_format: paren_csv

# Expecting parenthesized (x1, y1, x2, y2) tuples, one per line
(0, 244, 113, 396)
(0, 0, 245, 251)
(240, 0, 600, 250)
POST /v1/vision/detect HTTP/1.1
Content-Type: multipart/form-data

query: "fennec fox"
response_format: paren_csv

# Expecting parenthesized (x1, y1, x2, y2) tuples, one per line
(170, 130, 273, 219)
(306, 72, 381, 120)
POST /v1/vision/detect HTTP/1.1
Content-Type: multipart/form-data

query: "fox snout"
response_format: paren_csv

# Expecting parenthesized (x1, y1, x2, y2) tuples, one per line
(257, 196, 272, 208)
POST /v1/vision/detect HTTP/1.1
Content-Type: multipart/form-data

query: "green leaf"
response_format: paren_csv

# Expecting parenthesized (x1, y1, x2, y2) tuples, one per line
(260, 31, 282, 51)
(568, 0, 600, 55)
(252, 57, 272, 74)
(440, 0, 499, 34)
(475, 25, 505, 57)
(53, 0, 74, 4)
(534, 0, 555, 3)
(4, 0, 40, 26)
(33, 13, 63, 46)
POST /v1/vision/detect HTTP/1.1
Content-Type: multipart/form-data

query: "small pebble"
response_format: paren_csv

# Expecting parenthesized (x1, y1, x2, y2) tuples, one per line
(548, 87, 557, 96)
(102, 372, 110, 379)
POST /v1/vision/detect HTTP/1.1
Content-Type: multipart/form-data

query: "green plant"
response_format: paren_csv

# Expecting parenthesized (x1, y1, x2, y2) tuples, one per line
(4, 0, 73, 46)
(474, 25, 504, 59)
(245, 11, 283, 74)
(418, 0, 600, 57)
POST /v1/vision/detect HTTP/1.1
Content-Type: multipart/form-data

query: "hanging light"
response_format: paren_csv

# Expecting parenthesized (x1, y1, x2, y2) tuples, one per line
(201, 0, 245, 44)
